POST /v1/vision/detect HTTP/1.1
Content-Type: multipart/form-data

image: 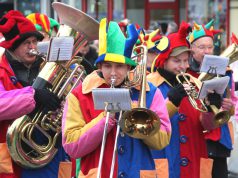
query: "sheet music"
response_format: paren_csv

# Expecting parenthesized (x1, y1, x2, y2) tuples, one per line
(47, 36, 74, 61)
(92, 88, 131, 111)
(199, 55, 229, 75)
(37, 41, 49, 55)
(198, 76, 230, 99)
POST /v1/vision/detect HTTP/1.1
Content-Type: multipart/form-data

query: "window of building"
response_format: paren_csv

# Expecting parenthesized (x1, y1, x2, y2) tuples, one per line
(113, 0, 124, 22)
(16, 0, 40, 15)
(61, 0, 81, 10)
(126, 0, 145, 27)
(87, 0, 107, 21)
(188, 0, 227, 50)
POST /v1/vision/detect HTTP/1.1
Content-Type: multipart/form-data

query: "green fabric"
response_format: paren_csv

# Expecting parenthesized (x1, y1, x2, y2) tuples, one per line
(193, 27, 206, 41)
(76, 158, 81, 178)
(106, 21, 126, 55)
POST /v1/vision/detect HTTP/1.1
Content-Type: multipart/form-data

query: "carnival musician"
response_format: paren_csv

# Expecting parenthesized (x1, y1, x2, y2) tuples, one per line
(147, 21, 217, 178)
(0, 10, 68, 178)
(187, 19, 236, 178)
(62, 18, 171, 178)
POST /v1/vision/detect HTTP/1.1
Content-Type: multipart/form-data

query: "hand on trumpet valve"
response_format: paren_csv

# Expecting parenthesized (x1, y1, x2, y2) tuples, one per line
(167, 83, 187, 107)
(205, 92, 222, 112)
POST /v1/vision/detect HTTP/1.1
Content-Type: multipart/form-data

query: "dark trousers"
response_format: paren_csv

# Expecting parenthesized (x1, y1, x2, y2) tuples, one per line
(210, 156, 228, 178)
(207, 140, 230, 178)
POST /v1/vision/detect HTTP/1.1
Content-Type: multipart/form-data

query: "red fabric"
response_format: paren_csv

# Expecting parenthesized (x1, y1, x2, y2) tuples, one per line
(70, 158, 76, 177)
(0, 10, 41, 49)
(72, 84, 118, 178)
(155, 21, 191, 68)
(187, 68, 222, 141)
(35, 13, 50, 33)
(0, 54, 22, 178)
(179, 98, 208, 178)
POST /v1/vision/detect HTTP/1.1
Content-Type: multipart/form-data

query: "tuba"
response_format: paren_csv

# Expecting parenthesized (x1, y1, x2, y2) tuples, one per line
(119, 45, 161, 139)
(176, 72, 230, 130)
(6, 2, 99, 169)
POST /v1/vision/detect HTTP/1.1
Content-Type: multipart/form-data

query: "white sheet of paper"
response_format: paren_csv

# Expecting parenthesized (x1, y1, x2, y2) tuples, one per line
(47, 36, 74, 61)
(37, 41, 50, 55)
(92, 88, 132, 111)
(198, 76, 230, 99)
(199, 55, 229, 75)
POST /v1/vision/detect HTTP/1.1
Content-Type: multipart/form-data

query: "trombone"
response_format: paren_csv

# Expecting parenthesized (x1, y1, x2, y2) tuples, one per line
(97, 45, 161, 177)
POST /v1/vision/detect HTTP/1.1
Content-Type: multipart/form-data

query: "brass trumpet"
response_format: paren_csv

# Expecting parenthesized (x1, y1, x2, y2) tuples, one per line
(176, 72, 230, 130)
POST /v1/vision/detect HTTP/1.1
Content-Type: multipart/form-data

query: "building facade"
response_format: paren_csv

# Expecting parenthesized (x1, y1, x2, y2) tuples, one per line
(0, 0, 237, 51)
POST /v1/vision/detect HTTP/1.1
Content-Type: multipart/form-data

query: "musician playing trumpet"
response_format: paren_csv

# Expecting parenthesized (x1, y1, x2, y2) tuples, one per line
(147, 21, 219, 178)
(62, 18, 171, 178)
(0, 11, 66, 178)
(187, 20, 236, 178)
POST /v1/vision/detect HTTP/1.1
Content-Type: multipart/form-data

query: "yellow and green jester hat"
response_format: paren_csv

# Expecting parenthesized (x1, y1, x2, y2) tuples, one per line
(95, 18, 139, 67)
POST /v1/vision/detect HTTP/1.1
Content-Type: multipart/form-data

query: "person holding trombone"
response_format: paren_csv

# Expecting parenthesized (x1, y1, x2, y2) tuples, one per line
(62, 18, 171, 178)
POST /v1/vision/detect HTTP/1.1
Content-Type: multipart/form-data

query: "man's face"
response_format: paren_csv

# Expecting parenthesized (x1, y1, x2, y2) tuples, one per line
(191, 36, 214, 64)
(163, 51, 190, 75)
(13, 36, 38, 65)
(99, 62, 130, 87)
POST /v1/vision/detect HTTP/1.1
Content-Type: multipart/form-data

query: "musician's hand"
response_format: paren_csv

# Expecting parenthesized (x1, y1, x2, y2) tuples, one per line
(206, 92, 222, 109)
(167, 83, 187, 107)
(221, 98, 233, 111)
(34, 88, 61, 112)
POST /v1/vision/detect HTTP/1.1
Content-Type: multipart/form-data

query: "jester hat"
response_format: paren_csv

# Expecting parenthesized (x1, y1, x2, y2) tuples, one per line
(155, 21, 192, 68)
(27, 13, 60, 36)
(188, 19, 220, 44)
(137, 29, 169, 53)
(0, 10, 43, 50)
(95, 18, 138, 66)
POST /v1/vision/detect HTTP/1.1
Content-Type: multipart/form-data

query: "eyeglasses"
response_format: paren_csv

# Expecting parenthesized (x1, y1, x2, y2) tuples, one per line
(193, 44, 214, 51)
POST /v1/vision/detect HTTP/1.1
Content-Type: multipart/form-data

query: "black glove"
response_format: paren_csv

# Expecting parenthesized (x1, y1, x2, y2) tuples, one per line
(167, 84, 187, 107)
(206, 92, 222, 111)
(34, 88, 61, 112)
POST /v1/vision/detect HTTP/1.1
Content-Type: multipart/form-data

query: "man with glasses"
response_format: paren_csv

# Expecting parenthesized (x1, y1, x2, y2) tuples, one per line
(188, 19, 235, 178)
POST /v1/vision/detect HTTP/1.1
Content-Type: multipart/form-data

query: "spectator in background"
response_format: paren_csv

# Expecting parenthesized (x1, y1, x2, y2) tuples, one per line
(165, 21, 178, 36)
(76, 41, 98, 74)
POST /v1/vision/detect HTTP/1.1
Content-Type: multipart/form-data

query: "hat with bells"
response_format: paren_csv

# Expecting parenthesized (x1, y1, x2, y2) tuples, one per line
(155, 21, 192, 68)
(26, 13, 60, 36)
(95, 18, 139, 67)
(188, 19, 220, 44)
(0, 10, 44, 50)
